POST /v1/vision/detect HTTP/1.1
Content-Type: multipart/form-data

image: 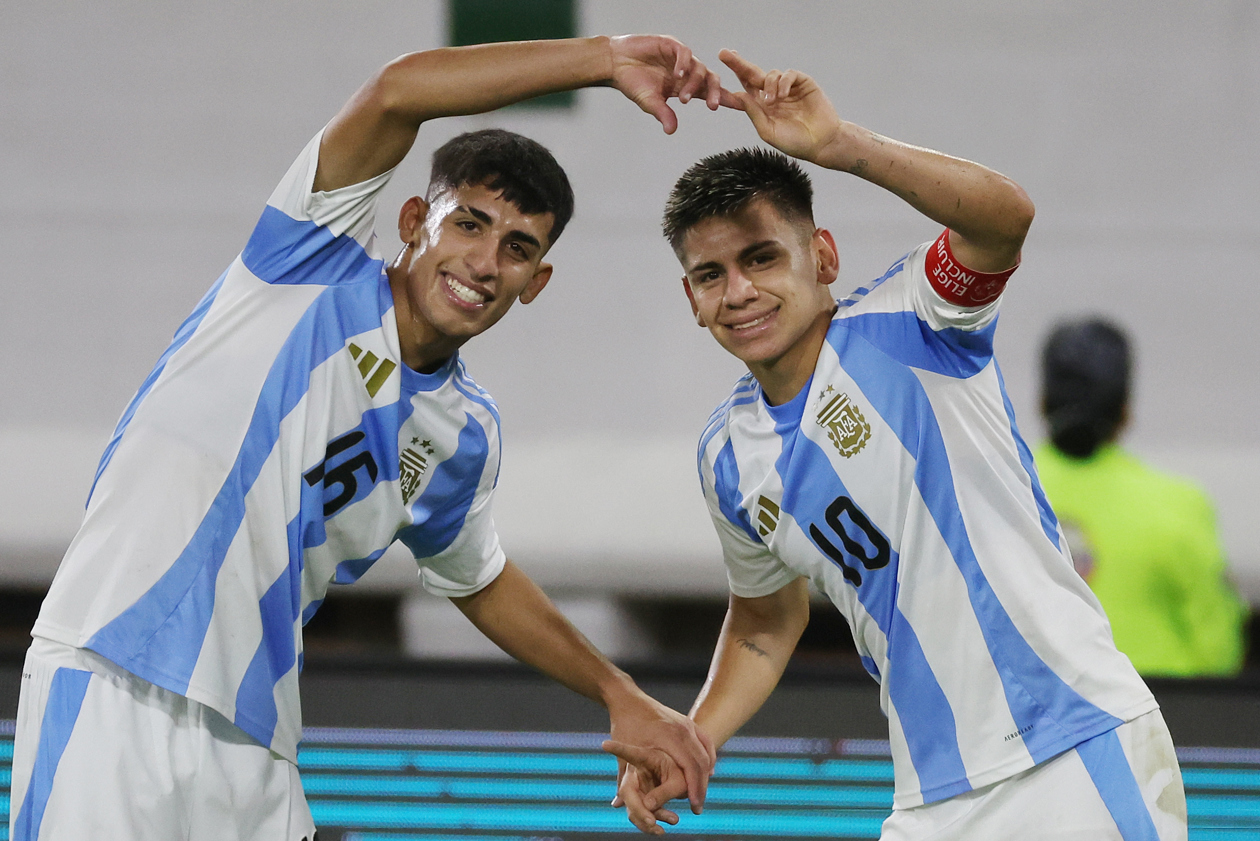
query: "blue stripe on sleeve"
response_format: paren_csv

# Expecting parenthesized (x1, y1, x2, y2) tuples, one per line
(831, 326, 1122, 771)
(1076, 728, 1161, 841)
(699, 377, 759, 474)
(87, 268, 228, 506)
(242, 206, 380, 287)
(839, 312, 996, 379)
(776, 428, 968, 795)
(86, 275, 387, 702)
(713, 439, 761, 543)
(996, 364, 1061, 548)
(397, 412, 490, 559)
(12, 668, 92, 841)
(837, 255, 907, 309)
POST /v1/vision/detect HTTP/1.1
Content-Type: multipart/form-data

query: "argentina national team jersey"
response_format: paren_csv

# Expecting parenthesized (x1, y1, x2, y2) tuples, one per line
(33, 131, 506, 763)
(698, 236, 1156, 809)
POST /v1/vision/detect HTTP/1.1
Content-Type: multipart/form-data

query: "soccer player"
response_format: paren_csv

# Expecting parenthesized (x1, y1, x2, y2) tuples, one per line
(608, 51, 1187, 839)
(10, 35, 721, 841)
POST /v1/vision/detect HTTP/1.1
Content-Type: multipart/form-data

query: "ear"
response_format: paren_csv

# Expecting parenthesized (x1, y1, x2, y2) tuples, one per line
(681, 276, 706, 327)
(813, 228, 840, 286)
(397, 196, 430, 245)
(519, 263, 553, 305)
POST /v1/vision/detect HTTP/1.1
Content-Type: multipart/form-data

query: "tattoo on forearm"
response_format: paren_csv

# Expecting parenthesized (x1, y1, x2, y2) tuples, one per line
(848, 159, 869, 177)
(737, 638, 769, 658)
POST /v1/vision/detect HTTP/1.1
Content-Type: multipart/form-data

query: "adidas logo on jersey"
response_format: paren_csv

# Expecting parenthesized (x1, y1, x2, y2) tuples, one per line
(756, 496, 781, 538)
(348, 343, 397, 398)
(815, 385, 872, 458)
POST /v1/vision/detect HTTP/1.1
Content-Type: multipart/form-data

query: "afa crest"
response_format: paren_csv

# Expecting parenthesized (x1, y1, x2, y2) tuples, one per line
(815, 386, 872, 458)
(399, 438, 435, 504)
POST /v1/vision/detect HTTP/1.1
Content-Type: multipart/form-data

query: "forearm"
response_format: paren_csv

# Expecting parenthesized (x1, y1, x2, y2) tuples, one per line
(317, 37, 612, 191)
(814, 123, 1033, 271)
(691, 581, 810, 747)
(452, 559, 636, 709)
(373, 37, 612, 126)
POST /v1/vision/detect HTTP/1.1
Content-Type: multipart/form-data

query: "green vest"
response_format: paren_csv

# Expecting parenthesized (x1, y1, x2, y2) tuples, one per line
(1034, 443, 1245, 676)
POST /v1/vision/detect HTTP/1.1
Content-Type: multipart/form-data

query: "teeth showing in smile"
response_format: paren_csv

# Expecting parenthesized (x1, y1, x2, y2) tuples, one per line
(447, 276, 486, 305)
(732, 312, 772, 331)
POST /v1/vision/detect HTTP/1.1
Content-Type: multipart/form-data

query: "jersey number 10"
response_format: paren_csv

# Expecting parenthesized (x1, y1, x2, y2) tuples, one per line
(809, 495, 891, 587)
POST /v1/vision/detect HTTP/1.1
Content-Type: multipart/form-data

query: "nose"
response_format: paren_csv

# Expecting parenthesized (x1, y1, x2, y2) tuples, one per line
(464, 238, 499, 280)
(723, 269, 758, 308)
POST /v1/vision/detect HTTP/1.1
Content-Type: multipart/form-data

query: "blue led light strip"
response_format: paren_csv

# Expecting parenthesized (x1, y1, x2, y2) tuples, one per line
(2, 723, 1258, 840)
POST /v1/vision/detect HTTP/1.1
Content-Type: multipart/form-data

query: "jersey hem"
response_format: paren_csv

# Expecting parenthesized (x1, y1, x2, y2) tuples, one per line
(891, 695, 1160, 810)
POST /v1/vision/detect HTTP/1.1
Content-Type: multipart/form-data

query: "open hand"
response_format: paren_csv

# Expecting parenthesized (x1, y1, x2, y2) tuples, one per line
(609, 35, 729, 133)
(718, 48, 843, 163)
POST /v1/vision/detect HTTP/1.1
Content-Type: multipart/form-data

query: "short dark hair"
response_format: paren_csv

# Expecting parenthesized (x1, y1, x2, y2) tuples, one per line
(663, 147, 815, 251)
(428, 129, 575, 245)
(1040, 318, 1132, 459)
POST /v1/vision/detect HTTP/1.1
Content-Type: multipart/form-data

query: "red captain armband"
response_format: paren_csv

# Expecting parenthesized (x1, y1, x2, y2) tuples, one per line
(924, 229, 1017, 307)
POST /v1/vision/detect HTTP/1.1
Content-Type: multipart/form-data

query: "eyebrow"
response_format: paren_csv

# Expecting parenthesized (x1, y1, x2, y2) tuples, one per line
(458, 204, 544, 252)
(686, 239, 779, 275)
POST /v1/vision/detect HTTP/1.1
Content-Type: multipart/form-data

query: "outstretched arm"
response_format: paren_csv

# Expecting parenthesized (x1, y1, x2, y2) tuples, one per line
(719, 50, 1033, 273)
(608, 577, 811, 834)
(315, 36, 723, 192)
(452, 560, 715, 813)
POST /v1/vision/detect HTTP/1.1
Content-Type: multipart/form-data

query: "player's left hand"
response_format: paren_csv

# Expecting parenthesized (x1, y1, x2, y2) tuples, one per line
(609, 35, 732, 133)
(718, 48, 843, 164)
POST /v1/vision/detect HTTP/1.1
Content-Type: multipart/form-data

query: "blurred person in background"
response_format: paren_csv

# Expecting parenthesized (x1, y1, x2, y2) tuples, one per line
(1035, 317, 1246, 677)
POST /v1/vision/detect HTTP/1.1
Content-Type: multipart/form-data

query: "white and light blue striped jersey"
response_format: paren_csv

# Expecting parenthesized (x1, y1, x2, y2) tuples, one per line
(33, 131, 507, 763)
(698, 235, 1156, 809)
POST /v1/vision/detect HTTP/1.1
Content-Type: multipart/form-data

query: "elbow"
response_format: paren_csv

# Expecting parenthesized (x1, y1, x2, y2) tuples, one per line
(1011, 183, 1036, 240)
(368, 50, 443, 120)
(369, 54, 418, 117)
(1001, 180, 1035, 248)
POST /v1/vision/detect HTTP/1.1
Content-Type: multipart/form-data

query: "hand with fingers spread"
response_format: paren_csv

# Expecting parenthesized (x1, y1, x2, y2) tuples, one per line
(609, 35, 726, 134)
(717, 48, 844, 165)
(604, 741, 692, 835)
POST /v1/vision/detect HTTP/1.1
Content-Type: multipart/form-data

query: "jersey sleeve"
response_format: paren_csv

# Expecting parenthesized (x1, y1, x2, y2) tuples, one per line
(416, 488, 508, 598)
(411, 404, 507, 598)
(243, 129, 396, 282)
(699, 439, 798, 599)
(910, 229, 1015, 333)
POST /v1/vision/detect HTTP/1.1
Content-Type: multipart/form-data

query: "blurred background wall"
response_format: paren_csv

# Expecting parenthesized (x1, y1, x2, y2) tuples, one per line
(2, 1, 1258, 657)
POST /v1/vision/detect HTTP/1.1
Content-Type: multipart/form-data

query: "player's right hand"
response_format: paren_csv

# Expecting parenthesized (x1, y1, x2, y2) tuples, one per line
(608, 35, 732, 134)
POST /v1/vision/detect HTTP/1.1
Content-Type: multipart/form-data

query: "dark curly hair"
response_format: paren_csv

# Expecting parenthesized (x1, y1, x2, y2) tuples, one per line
(428, 129, 575, 245)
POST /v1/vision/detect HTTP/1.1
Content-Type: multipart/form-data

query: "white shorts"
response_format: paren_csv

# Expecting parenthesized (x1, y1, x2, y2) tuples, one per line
(9, 638, 317, 841)
(880, 710, 1187, 841)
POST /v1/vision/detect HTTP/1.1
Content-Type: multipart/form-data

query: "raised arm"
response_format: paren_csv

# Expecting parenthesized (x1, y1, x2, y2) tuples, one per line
(719, 50, 1034, 273)
(452, 560, 715, 814)
(315, 35, 723, 192)
(608, 577, 810, 834)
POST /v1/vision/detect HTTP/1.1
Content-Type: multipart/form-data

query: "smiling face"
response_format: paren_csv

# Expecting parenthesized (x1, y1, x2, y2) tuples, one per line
(390, 182, 555, 372)
(679, 198, 840, 405)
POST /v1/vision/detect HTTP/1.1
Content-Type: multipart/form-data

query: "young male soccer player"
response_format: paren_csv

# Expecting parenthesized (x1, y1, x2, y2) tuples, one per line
(10, 35, 722, 841)
(609, 51, 1187, 839)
